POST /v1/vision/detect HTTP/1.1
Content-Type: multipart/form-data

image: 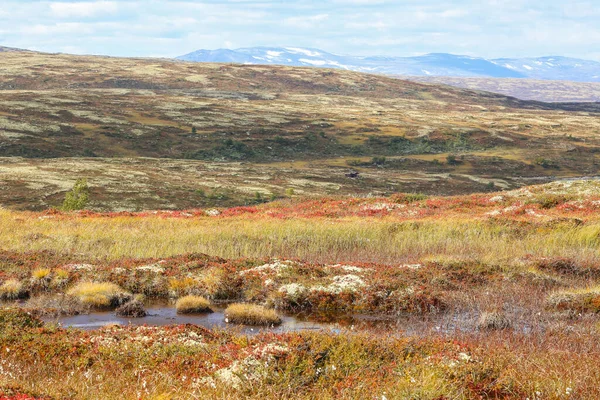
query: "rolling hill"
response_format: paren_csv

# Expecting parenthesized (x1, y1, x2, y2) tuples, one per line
(0, 49, 599, 210)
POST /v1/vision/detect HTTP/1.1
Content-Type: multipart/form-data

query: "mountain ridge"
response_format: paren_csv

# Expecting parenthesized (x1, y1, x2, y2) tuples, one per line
(177, 47, 600, 82)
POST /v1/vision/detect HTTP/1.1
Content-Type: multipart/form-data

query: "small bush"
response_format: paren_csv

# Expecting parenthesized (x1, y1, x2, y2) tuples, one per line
(0, 309, 42, 331)
(529, 194, 571, 209)
(116, 299, 147, 318)
(546, 287, 600, 313)
(477, 311, 512, 330)
(446, 154, 461, 165)
(175, 295, 213, 314)
(0, 279, 27, 300)
(391, 193, 428, 204)
(51, 269, 70, 288)
(534, 257, 594, 277)
(62, 178, 90, 211)
(32, 268, 51, 280)
(224, 303, 282, 326)
(30, 268, 52, 292)
(533, 157, 558, 169)
(67, 282, 131, 309)
(25, 294, 87, 317)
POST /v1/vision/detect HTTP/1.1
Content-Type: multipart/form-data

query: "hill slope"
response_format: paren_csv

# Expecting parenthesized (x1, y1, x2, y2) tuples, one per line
(0, 50, 599, 210)
(406, 76, 600, 103)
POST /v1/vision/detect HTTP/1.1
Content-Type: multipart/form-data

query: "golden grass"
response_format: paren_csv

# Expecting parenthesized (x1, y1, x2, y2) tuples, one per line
(0, 279, 24, 300)
(175, 295, 213, 314)
(224, 303, 281, 326)
(2, 210, 600, 265)
(31, 268, 51, 280)
(66, 282, 130, 308)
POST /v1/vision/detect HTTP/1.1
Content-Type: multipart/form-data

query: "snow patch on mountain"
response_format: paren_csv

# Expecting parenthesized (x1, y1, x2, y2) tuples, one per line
(177, 47, 600, 82)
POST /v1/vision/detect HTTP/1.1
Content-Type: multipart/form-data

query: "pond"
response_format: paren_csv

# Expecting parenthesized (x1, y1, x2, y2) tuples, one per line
(42, 303, 343, 335)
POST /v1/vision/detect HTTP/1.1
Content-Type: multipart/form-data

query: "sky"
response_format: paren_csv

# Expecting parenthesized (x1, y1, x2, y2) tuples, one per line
(1, 0, 599, 61)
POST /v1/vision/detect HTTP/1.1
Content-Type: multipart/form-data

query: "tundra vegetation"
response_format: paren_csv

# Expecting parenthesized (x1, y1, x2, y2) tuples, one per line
(0, 181, 599, 398)
(1, 50, 600, 399)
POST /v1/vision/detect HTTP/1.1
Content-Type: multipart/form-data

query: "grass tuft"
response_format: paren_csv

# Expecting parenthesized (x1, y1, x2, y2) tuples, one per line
(224, 303, 282, 326)
(31, 268, 51, 280)
(175, 295, 213, 314)
(67, 281, 131, 309)
(0, 279, 26, 300)
(477, 311, 512, 331)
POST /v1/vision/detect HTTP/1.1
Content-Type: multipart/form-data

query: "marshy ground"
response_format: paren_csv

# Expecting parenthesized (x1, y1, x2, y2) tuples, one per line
(1, 181, 600, 398)
(2, 49, 600, 399)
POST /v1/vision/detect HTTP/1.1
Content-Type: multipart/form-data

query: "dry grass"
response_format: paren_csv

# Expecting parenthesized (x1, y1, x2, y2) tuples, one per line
(224, 303, 282, 326)
(2, 211, 600, 265)
(25, 294, 87, 317)
(175, 295, 213, 314)
(66, 282, 131, 309)
(0, 279, 25, 300)
(477, 311, 512, 330)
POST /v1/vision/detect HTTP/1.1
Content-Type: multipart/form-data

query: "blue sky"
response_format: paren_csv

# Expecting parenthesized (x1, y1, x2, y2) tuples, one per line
(1, 0, 599, 60)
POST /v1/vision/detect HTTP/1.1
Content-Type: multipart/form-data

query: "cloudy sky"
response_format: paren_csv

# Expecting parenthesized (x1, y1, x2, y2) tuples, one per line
(1, 0, 599, 60)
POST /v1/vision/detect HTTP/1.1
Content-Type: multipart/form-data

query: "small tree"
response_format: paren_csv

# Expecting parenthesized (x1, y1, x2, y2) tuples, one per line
(62, 178, 90, 211)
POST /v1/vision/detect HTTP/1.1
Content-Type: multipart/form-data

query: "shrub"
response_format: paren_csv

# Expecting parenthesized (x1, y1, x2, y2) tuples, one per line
(30, 268, 52, 292)
(529, 194, 571, 209)
(477, 311, 512, 330)
(224, 303, 282, 326)
(446, 154, 461, 165)
(116, 299, 147, 318)
(67, 282, 131, 309)
(546, 287, 600, 313)
(51, 269, 70, 288)
(25, 294, 86, 317)
(371, 156, 386, 166)
(0, 309, 42, 331)
(534, 257, 593, 277)
(533, 157, 558, 169)
(0, 279, 27, 300)
(61, 178, 90, 211)
(175, 295, 213, 314)
(391, 193, 428, 204)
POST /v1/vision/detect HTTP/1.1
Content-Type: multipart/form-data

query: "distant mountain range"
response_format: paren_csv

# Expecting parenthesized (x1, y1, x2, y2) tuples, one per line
(177, 47, 600, 82)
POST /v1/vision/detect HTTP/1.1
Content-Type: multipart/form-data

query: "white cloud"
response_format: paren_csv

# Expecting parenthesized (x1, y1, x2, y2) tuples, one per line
(284, 14, 329, 29)
(49, 1, 119, 18)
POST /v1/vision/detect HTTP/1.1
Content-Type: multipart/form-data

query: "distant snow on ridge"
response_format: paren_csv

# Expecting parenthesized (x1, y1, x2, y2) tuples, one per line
(177, 47, 600, 82)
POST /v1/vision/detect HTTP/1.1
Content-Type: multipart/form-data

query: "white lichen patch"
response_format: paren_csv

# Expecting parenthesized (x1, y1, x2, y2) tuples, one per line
(311, 274, 366, 294)
(135, 263, 166, 274)
(64, 263, 95, 271)
(278, 283, 307, 301)
(212, 344, 288, 389)
(327, 264, 371, 274)
(240, 260, 297, 276)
